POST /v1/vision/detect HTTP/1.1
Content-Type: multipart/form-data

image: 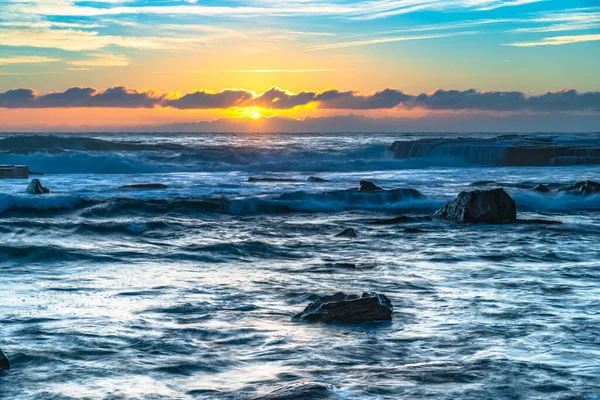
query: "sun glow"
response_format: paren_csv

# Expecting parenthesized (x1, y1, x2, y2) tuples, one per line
(250, 111, 261, 119)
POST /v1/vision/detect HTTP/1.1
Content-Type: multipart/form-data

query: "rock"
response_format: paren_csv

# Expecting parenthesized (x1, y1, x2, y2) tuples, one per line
(307, 176, 329, 183)
(334, 228, 356, 238)
(370, 215, 432, 225)
(514, 219, 562, 225)
(433, 188, 516, 224)
(0, 348, 9, 371)
(255, 382, 338, 399)
(359, 180, 383, 192)
(248, 177, 299, 183)
(118, 183, 168, 190)
(565, 180, 600, 196)
(0, 165, 29, 179)
(532, 184, 551, 194)
(293, 292, 393, 324)
(26, 178, 50, 194)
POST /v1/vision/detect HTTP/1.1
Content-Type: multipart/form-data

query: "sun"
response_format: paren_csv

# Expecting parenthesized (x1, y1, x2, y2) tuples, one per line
(250, 111, 261, 119)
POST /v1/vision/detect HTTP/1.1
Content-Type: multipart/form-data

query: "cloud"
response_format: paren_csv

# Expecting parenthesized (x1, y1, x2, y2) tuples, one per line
(164, 89, 254, 109)
(1, 86, 598, 113)
(505, 33, 600, 47)
(0, 55, 60, 65)
(308, 31, 476, 50)
(315, 89, 413, 109)
(68, 54, 130, 67)
(6, 0, 547, 20)
(0, 87, 161, 108)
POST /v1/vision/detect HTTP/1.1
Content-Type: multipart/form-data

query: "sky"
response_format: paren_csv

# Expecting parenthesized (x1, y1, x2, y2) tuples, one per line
(0, 0, 599, 131)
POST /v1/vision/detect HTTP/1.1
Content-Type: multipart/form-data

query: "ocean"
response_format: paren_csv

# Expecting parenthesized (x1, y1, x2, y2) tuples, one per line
(1, 132, 599, 399)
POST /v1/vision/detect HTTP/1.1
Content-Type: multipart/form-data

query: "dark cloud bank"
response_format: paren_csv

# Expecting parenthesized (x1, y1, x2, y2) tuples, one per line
(1, 86, 599, 113)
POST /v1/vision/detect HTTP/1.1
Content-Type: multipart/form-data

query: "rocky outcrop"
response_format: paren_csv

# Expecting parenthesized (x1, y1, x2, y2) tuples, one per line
(359, 180, 382, 192)
(118, 183, 168, 190)
(293, 292, 393, 323)
(387, 136, 600, 166)
(532, 184, 551, 194)
(248, 177, 299, 182)
(334, 228, 356, 238)
(255, 382, 338, 399)
(565, 180, 600, 196)
(308, 176, 329, 182)
(26, 179, 50, 194)
(0, 348, 9, 371)
(433, 188, 516, 223)
(0, 165, 29, 179)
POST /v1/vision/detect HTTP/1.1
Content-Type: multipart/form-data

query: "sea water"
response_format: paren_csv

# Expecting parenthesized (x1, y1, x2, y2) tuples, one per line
(1, 133, 599, 399)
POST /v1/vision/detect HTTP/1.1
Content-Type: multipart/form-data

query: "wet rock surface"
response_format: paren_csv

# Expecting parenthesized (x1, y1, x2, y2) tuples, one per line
(565, 180, 600, 196)
(293, 292, 393, 323)
(118, 183, 168, 190)
(307, 176, 329, 182)
(433, 188, 517, 224)
(359, 180, 383, 192)
(26, 178, 50, 194)
(0, 348, 9, 371)
(334, 228, 356, 238)
(532, 184, 551, 194)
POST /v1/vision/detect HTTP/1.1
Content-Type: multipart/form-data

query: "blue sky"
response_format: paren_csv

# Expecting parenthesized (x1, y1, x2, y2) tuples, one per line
(0, 0, 598, 129)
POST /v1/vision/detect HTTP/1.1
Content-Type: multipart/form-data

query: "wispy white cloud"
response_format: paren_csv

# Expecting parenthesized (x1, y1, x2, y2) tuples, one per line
(506, 33, 600, 47)
(308, 31, 477, 51)
(68, 53, 129, 67)
(0, 55, 60, 65)
(5, 0, 546, 20)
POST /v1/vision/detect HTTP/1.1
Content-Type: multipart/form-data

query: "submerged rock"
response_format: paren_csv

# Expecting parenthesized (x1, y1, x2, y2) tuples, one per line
(118, 183, 168, 190)
(26, 178, 50, 194)
(0, 348, 9, 371)
(248, 177, 299, 183)
(433, 188, 516, 224)
(370, 215, 432, 225)
(334, 227, 356, 238)
(307, 176, 329, 183)
(359, 180, 383, 192)
(565, 180, 600, 196)
(293, 292, 393, 323)
(532, 184, 551, 194)
(255, 382, 338, 399)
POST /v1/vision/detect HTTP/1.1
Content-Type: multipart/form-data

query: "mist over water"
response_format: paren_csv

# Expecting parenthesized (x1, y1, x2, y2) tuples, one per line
(1, 132, 600, 399)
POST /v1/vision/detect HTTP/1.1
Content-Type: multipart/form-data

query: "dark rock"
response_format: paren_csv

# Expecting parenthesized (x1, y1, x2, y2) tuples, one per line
(255, 382, 338, 399)
(0, 165, 29, 179)
(29, 171, 44, 176)
(248, 177, 299, 183)
(370, 215, 432, 225)
(359, 180, 383, 191)
(307, 176, 329, 183)
(433, 188, 516, 224)
(334, 228, 356, 238)
(26, 178, 50, 194)
(0, 348, 9, 371)
(565, 180, 600, 196)
(292, 292, 393, 323)
(514, 219, 562, 225)
(276, 187, 423, 204)
(532, 184, 551, 194)
(118, 183, 168, 190)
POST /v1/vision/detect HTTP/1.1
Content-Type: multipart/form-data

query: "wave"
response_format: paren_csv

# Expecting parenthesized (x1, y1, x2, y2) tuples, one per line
(513, 192, 600, 212)
(0, 188, 429, 217)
